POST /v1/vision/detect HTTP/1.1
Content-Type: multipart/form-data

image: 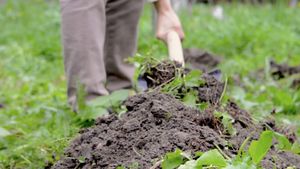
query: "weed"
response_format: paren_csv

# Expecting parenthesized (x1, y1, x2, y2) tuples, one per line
(162, 130, 298, 169)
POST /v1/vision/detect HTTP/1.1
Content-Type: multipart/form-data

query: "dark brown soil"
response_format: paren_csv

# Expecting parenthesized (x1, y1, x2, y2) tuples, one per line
(270, 60, 300, 80)
(52, 61, 300, 169)
(184, 48, 221, 72)
(143, 61, 180, 88)
(292, 78, 300, 89)
(197, 74, 224, 104)
(52, 92, 300, 169)
(52, 92, 226, 169)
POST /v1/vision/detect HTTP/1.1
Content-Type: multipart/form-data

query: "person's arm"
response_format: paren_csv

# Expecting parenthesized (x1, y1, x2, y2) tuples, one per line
(153, 0, 185, 42)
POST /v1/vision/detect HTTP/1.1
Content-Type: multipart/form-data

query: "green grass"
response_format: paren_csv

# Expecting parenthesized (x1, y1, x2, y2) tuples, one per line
(0, 0, 299, 168)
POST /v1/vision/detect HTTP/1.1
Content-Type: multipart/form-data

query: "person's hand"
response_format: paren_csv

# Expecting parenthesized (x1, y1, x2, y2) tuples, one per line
(154, 0, 185, 43)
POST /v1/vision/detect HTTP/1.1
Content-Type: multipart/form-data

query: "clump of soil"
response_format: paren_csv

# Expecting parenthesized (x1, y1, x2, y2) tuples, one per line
(198, 74, 224, 104)
(52, 92, 300, 169)
(270, 60, 300, 89)
(143, 61, 225, 105)
(143, 61, 180, 88)
(270, 60, 300, 80)
(184, 48, 221, 72)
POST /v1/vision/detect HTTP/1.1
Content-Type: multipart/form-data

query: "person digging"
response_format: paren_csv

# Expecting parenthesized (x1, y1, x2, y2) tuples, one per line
(60, 0, 185, 111)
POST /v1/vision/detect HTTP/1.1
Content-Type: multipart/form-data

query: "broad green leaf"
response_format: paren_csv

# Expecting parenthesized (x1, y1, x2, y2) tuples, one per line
(184, 70, 203, 87)
(0, 127, 10, 137)
(88, 90, 130, 108)
(224, 157, 256, 169)
(197, 103, 208, 111)
(162, 149, 184, 169)
(274, 132, 292, 150)
(162, 76, 183, 93)
(194, 151, 204, 157)
(78, 107, 108, 121)
(249, 130, 273, 164)
(196, 149, 227, 168)
(178, 160, 197, 169)
(286, 167, 296, 169)
(182, 91, 198, 107)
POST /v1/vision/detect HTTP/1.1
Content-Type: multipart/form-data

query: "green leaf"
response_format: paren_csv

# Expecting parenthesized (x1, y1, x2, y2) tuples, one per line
(162, 149, 184, 169)
(274, 132, 292, 151)
(88, 90, 130, 108)
(224, 156, 256, 169)
(162, 76, 183, 94)
(182, 90, 198, 107)
(197, 102, 208, 111)
(214, 111, 236, 136)
(194, 151, 204, 157)
(178, 160, 197, 169)
(249, 130, 273, 164)
(196, 149, 227, 168)
(291, 142, 300, 154)
(184, 70, 203, 87)
(0, 127, 10, 137)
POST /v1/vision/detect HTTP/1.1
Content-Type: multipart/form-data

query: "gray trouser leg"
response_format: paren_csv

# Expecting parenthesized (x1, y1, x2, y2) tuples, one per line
(60, 0, 144, 109)
(105, 0, 144, 92)
(61, 0, 109, 109)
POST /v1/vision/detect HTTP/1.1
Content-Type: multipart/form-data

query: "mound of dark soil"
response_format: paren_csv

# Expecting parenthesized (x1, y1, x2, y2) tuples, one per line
(52, 92, 300, 169)
(184, 48, 221, 72)
(52, 60, 300, 169)
(52, 92, 225, 169)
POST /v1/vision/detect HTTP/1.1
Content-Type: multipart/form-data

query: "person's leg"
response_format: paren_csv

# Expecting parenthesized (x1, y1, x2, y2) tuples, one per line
(104, 0, 144, 92)
(60, 0, 109, 110)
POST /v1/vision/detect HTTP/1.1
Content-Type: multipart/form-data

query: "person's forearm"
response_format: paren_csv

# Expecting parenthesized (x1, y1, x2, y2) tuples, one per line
(153, 0, 173, 14)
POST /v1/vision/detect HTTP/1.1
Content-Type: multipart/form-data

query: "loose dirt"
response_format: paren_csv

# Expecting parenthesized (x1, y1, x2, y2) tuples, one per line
(197, 74, 224, 104)
(53, 92, 225, 169)
(53, 95, 300, 168)
(52, 60, 300, 169)
(52, 91, 300, 169)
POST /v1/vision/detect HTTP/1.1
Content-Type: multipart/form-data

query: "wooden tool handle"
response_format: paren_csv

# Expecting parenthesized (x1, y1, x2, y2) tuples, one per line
(166, 30, 185, 66)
